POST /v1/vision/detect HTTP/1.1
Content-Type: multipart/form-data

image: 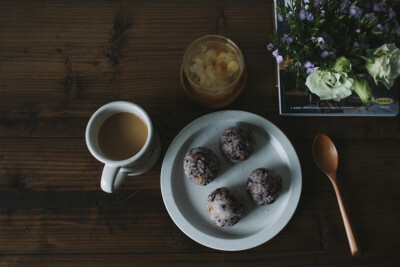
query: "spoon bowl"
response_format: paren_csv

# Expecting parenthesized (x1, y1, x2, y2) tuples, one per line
(312, 134, 360, 257)
(313, 134, 338, 182)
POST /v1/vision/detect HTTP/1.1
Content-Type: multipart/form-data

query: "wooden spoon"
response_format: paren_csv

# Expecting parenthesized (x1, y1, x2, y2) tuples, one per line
(313, 134, 360, 257)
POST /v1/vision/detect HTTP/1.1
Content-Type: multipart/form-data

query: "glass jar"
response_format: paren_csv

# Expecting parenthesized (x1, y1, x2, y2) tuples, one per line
(183, 35, 245, 101)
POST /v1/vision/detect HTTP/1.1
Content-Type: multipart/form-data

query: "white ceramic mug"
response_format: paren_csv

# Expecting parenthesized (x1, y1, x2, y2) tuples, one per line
(85, 101, 161, 193)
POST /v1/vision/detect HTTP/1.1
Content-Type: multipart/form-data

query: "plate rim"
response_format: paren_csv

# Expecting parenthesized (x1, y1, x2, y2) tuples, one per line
(160, 110, 302, 251)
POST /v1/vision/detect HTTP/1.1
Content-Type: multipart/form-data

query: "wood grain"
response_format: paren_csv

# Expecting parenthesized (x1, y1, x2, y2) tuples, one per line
(0, 0, 399, 265)
(1, 250, 400, 267)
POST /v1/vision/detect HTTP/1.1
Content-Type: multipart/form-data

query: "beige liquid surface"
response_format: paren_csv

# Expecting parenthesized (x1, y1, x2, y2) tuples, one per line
(98, 112, 148, 161)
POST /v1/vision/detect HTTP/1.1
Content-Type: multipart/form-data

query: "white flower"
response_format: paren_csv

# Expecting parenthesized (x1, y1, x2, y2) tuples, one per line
(305, 68, 354, 101)
(366, 43, 400, 89)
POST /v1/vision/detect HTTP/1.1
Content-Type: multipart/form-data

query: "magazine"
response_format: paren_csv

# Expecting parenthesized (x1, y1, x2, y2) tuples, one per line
(274, 0, 399, 116)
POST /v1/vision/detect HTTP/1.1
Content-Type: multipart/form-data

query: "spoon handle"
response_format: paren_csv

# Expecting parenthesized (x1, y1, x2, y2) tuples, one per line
(332, 182, 360, 257)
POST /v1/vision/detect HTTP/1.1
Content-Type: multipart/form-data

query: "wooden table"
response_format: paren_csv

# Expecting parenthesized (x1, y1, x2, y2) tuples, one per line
(1, 1, 399, 265)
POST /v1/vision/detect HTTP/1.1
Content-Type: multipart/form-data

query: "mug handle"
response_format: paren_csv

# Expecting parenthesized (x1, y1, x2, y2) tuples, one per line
(100, 165, 127, 193)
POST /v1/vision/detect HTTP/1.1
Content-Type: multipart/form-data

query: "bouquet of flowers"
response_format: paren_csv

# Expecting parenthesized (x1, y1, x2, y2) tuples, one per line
(269, 0, 400, 103)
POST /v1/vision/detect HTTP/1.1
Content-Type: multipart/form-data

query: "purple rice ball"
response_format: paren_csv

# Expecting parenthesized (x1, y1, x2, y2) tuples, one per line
(247, 168, 282, 205)
(220, 126, 255, 163)
(183, 147, 220, 186)
(206, 187, 245, 227)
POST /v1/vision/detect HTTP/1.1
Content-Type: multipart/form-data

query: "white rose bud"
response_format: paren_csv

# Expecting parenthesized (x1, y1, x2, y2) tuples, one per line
(366, 43, 400, 89)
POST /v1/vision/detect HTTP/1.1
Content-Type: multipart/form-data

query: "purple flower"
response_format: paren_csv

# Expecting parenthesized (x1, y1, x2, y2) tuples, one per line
(340, 0, 351, 13)
(377, 24, 383, 31)
(373, 3, 385, 13)
(281, 34, 294, 44)
(276, 55, 283, 64)
(304, 61, 314, 68)
(373, 4, 379, 12)
(295, 61, 302, 67)
(314, 1, 322, 9)
(304, 61, 315, 75)
(307, 68, 315, 75)
(321, 51, 336, 59)
(299, 10, 314, 22)
(321, 51, 330, 58)
(388, 8, 396, 19)
(267, 43, 274, 51)
(350, 6, 363, 19)
(316, 37, 326, 50)
(311, 37, 317, 43)
(353, 41, 369, 52)
(271, 48, 283, 64)
(365, 13, 376, 20)
(383, 24, 390, 33)
(299, 10, 307, 21)
(356, 28, 361, 33)
(306, 12, 314, 22)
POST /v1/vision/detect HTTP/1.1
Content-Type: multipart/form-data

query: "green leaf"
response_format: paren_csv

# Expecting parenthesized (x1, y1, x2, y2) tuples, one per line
(383, 18, 391, 24)
(353, 77, 374, 104)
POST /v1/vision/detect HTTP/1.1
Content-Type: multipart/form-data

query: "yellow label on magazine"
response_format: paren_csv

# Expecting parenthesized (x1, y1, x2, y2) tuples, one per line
(374, 98, 394, 105)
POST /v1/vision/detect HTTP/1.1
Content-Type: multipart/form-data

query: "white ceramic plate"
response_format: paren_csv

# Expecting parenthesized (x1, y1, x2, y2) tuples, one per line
(161, 111, 301, 251)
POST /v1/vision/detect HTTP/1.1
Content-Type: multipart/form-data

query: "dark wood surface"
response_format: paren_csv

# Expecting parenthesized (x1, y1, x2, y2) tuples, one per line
(1, 1, 399, 266)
